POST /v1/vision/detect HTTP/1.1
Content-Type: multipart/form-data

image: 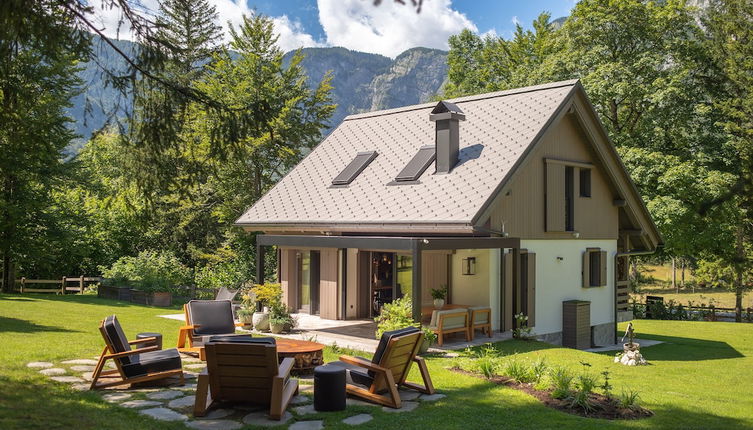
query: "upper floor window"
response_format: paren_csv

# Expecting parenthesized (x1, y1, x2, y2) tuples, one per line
(580, 168, 591, 197)
(545, 159, 593, 233)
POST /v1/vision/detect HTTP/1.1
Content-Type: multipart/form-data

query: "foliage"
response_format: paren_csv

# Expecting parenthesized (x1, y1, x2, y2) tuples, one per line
(422, 326, 438, 346)
(430, 285, 447, 300)
(269, 301, 295, 328)
(100, 250, 191, 293)
(549, 367, 574, 400)
(374, 296, 418, 339)
(251, 282, 282, 308)
(618, 389, 642, 411)
(512, 312, 534, 340)
(570, 373, 598, 412)
(194, 259, 248, 295)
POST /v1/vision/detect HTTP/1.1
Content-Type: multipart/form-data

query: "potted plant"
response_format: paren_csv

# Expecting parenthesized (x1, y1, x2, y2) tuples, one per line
(431, 285, 447, 309)
(420, 327, 437, 354)
(251, 282, 283, 332)
(269, 302, 293, 334)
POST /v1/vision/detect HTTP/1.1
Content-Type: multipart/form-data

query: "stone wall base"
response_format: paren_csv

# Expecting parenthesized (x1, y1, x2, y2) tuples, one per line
(536, 322, 615, 347)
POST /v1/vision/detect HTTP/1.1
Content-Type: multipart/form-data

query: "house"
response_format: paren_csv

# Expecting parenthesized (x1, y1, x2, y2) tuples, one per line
(235, 80, 661, 346)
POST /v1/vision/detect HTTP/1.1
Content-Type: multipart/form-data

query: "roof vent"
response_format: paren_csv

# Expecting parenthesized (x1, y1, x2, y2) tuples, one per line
(430, 101, 466, 174)
(331, 151, 378, 185)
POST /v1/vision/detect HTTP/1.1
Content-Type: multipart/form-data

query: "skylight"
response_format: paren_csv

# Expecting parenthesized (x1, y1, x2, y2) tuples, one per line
(331, 151, 378, 185)
(395, 145, 436, 182)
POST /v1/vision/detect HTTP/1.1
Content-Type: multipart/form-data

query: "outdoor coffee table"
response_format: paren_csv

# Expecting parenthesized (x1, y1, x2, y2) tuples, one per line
(198, 337, 324, 371)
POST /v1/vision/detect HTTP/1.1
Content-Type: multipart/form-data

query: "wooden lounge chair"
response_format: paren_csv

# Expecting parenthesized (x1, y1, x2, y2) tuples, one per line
(90, 315, 184, 390)
(429, 309, 470, 346)
(194, 337, 298, 420)
(177, 300, 251, 356)
(468, 306, 492, 341)
(330, 326, 435, 409)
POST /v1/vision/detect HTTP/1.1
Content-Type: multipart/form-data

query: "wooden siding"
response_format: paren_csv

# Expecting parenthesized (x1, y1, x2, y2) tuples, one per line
(421, 253, 449, 306)
(280, 249, 298, 310)
(489, 114, 619, 240)
(319, 249, 338, 319)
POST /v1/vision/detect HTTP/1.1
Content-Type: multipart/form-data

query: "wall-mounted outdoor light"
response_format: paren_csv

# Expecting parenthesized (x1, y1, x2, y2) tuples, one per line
(462, 257, 476, 275)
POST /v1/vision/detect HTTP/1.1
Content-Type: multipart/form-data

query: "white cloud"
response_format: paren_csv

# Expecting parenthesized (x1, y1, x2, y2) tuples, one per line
(511, 15, 521, 26)
(87, 0, 321, 52)
(317, 0, 476, 58)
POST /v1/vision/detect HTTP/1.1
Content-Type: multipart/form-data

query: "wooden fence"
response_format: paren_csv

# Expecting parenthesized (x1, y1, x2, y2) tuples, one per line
(637, 298, 753, 322)
(7, 276, 103, 294)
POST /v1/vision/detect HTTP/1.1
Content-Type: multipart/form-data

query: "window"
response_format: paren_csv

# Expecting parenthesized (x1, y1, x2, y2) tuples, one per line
(583, 248, 607, 288)
(331, 151, 378, 185)
(565, 166, 574, 231)
(395, 145, 436, 182)
(580, 168, 591, 197)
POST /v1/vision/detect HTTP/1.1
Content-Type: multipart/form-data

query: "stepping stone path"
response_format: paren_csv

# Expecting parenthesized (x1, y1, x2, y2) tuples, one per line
(121, 400, 163, 409)
(147, 390, 183, 400)
(382, 401, 419, 413)
(168, 395, 195, 409)
(50, 376, 83, 383)
(31, 357, 444, 428)
(242, 411, 293, 427)
(342, 414, 373, 425)
(289, 420, 324, 430)
(293, 404, 316, 416)
(39, 368, 66, 376)
(139, 407, 188, 422)
(62, 359, 99, 365)
(102, 393, 132, 403)
(186, 419, 242, 430)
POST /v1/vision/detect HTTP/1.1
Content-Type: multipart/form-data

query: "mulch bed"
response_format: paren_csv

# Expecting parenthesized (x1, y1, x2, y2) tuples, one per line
(451, 368, 653, 420)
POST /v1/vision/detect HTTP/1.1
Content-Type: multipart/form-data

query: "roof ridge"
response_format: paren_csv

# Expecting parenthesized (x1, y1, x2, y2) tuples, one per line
(344, 79, 580, 122)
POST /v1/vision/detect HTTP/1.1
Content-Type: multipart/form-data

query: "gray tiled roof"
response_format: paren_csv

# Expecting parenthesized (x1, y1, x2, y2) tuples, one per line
(236, 80, 578, 229)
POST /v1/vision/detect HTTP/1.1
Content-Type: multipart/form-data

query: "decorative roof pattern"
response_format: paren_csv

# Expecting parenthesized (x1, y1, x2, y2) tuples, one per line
(236, 80, 578, 228)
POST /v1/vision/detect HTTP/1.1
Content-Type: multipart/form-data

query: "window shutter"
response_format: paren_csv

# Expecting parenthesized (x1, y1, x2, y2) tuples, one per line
(546, 162, 566, 232)
(599, 250, 608, 287)
(502, 252, 513, 331)
(526, 252, 536, 327)
(582, 250, 591, 288)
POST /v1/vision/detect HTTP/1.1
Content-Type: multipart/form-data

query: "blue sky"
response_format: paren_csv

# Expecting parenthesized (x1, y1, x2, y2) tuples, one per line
(94, 0, 577, 58)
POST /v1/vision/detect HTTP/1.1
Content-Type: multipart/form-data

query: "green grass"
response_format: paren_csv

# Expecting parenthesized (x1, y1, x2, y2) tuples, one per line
(1, 294, 752, 429)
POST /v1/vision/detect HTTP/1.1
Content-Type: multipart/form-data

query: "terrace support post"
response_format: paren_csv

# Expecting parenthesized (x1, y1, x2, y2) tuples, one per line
(411, 242, 422, 322)
(512, 248, 521, 328)
(256, 243, 265, 286)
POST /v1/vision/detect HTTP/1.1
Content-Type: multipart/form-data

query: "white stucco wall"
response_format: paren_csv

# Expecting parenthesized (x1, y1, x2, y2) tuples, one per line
(522, 239, 616, 336)
(450, 249, 501, 331)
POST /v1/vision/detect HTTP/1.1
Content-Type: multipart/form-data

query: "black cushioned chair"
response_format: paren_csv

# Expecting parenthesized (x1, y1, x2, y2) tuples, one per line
(177, 300, 251, 356)
(90, 315, 184, 390)
(194, 336, 298, 420)
(329, 326, 435, 408)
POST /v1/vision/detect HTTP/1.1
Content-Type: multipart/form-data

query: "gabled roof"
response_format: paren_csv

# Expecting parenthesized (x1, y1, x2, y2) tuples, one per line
(235, 80, 660, 250)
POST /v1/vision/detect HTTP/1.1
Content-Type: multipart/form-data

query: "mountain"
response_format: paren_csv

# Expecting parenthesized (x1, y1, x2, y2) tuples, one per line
(67, 38, 448, 149)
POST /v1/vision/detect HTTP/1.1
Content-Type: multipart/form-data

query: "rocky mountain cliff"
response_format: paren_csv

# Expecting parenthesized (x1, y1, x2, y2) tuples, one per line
(68, 39, 448, 147)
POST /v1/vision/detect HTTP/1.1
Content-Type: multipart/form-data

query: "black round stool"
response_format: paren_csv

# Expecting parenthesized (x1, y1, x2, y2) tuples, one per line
(314, 364, 346, 412)
(135, 332, 163, 350)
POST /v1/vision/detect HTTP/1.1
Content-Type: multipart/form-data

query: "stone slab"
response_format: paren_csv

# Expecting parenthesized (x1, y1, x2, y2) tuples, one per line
(62, 359, 99, 365)
(196, 408, 233, 420)
(121, 400, 163, 409)
(398, 390, 421, 401)
(168, 395, 195, 409)
(70, 365, 95, 372)
(293, 404, 316, 416)
(290, 395, 312, 405)
(186, 419, 242, 430)
(27, 362, 54, 369)
(39, 368, 66, 376)
(147, 390, 183, 400)
(342, 414, 373, 425)
(242, 411, 292, 426)
(102, 392, 132, 403)
(138, 407, 188, 421)
(346, 398, 379, 407)
(289, 420, 324, 430)
(184, 363, 206, 370)
(177, 383, 198, 391)
(419, 393, 446, 402)
(70, 383, 90, 391)
(382, 401, 418, 413)
(50, 376, 83, 383)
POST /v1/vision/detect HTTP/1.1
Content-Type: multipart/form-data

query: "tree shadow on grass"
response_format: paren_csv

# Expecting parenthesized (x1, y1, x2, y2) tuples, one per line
(626, 333, 743, 361)
(0, 316, 77, 334)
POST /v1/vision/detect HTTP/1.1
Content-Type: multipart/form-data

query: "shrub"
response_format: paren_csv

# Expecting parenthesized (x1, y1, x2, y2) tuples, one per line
(251, 282, 282, 308)
(503, 358, 534, 383)
(570, 373, 598, 412)
(471, 345, 502, 378)
(374, 296, 417, 339)
(549, 367, 574, 400)
(101, 250, 191, 293)
(530, 357, 549, 384)
(194, 260, 248, 298)
(618, 389, 641, 410)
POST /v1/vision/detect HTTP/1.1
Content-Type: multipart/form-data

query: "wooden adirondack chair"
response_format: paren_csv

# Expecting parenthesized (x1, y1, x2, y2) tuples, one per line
(177, 300, 251, 356)
(90, 315, 184, 390)
(194, 337, 298, 420)
(331, 326, 435, 409)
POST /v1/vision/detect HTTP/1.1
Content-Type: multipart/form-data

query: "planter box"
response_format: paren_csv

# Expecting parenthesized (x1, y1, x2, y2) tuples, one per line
(98, 285, 132, 301)
(129, 289, 173, 307)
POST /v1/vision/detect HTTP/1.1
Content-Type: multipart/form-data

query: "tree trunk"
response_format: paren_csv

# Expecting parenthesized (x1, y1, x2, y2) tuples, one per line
(1, 252, 11, 293)
(681, 259, 686, 288)
(735, 226, 744, 322)
(672, 257, 677, 293)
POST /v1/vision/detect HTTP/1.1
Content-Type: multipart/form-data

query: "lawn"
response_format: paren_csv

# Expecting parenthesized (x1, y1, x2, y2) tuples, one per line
(1, 294, 752, 429)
